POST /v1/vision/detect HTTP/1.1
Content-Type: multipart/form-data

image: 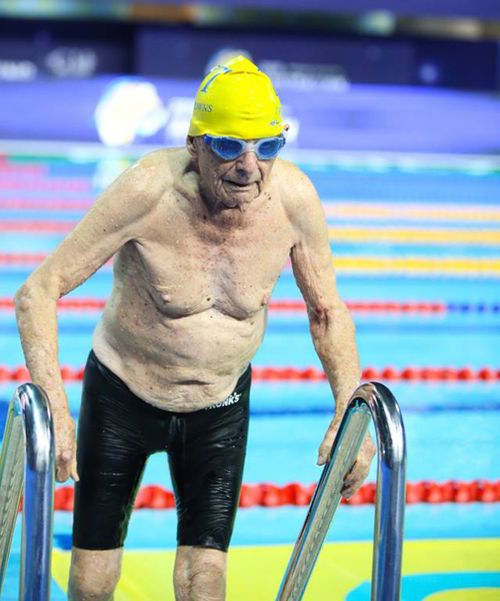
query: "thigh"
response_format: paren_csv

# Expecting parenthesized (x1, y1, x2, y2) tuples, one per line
(169, 370, 251, 552)
(73, 352, 148, 550)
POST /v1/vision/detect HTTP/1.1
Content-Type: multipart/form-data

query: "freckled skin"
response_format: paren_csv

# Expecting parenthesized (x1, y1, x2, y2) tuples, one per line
(15, 137, 375, 601)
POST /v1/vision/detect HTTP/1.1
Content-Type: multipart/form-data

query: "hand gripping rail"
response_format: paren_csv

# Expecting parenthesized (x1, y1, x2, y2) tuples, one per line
(277, 382, 406, 601)
(0, 384, 55, 601)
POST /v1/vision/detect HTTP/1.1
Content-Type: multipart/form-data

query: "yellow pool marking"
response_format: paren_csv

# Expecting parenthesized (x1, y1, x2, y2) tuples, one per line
(332, 256, 500, 275)
(51, 538, 500, 601)
(324, 203, 500, 223)
(328, 227, 500, 245)
(428, 591, 500, 600)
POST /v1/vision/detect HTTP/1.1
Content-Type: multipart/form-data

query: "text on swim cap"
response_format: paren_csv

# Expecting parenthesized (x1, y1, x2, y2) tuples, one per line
(194, 102, 213, 112)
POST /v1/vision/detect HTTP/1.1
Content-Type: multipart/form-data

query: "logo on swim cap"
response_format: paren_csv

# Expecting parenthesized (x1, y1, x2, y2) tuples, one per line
(188, 56, 283, 140)
(194, 102, 213, 113)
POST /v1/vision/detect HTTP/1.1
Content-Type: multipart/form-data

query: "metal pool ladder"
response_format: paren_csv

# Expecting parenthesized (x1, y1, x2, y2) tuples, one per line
(0, 383, 55, 601)
(277, 382, 406, 601)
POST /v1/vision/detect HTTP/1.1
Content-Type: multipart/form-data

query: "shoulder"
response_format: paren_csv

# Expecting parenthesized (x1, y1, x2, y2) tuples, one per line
(96, 147, 188, 219)
(121, 147, 180, 197)
(272, 159, 325, 233)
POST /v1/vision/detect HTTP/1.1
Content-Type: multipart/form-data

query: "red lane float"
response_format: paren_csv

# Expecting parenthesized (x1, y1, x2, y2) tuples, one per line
(0, 254, 113, 267)
(0, 179, 89, 191)
(0, 221, 75, 233)
(0, 297, 474, 314)
(0, 365, 499, 383)
(1, 297, 498, 314)
(0, 164, 46, 175)
(0, 252, 48, 265)
(50, 480, 500, 511)
(0, 298, 107, 311)
(0, 198, 94, 210)
(251, 366, 500, 382)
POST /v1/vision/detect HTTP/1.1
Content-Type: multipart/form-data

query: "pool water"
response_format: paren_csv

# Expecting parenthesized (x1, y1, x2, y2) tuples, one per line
(0, 145, 499, 600)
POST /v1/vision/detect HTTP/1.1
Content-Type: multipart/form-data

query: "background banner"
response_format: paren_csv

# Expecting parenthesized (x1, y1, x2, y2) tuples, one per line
(1, 76, 500, 153)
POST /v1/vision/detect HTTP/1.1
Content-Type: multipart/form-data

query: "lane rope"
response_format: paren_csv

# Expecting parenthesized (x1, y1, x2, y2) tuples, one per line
(2, 298, 498, 314)
(0, 178, 89, 191)
(1, 365, 498, 382)
(3, 221, 500, 247)
(323, 202, 500, 223)
(1, 252, 500, 276)
(0, 164, 46, 175)
(48, 480, 500, 511)
(0, 198, 94, 211)
(3, 200, 500, 223)
(328, 226, 500, 246)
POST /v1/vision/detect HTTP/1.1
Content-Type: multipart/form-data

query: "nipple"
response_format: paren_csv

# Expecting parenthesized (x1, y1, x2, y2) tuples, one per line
(162, 294, 171, 303)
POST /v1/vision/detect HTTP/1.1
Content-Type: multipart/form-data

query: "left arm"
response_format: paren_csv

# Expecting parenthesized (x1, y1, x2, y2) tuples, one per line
(286, 166, 375, 497)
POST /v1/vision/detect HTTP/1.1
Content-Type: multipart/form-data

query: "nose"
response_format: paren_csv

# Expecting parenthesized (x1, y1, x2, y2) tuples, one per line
(235, 150, 258, 173)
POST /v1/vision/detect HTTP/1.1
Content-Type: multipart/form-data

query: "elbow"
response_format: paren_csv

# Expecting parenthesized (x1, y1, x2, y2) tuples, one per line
(15, 282, 38, 317)
(309, 300, 356, 334)
(308, 299, 344, 324)
(309, 304, 333, 326)
(15, 277, 58, 317)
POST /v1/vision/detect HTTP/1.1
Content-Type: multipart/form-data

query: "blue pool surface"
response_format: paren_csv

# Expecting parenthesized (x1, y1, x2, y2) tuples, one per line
(0, 147, 499, 599)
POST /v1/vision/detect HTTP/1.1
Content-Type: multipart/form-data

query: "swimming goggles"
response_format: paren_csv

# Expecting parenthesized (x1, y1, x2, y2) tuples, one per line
(203, 134, 286, 161)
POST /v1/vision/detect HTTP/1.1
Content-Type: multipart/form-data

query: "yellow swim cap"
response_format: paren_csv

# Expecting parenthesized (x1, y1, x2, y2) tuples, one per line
(188, 56, 283, 139)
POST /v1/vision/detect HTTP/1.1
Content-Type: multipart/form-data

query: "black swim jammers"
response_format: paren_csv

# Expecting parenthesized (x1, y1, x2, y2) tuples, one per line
(72, 350, 251, 552)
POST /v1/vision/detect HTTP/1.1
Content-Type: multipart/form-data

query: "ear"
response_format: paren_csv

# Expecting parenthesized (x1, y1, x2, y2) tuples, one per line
(186, 135, 198, 157)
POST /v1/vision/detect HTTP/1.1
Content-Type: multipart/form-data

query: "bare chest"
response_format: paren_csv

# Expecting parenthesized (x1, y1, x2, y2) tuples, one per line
(124, 203, 294, 319)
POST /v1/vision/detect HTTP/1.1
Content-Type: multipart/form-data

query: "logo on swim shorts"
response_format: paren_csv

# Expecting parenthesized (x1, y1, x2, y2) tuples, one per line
(206, 391, 241, 410)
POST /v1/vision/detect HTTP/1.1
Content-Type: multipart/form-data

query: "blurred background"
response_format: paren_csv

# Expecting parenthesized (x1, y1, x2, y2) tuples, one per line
(0, 1, 499, 600)
(0, 0, 499, 152)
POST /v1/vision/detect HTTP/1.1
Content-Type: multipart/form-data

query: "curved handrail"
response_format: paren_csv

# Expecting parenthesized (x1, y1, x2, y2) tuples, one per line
(276, 381, 406, 601)
(0, 383, 54, 601)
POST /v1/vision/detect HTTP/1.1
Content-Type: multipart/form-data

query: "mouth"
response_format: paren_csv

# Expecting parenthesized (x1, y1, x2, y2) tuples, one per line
(224, 180, 255, 190)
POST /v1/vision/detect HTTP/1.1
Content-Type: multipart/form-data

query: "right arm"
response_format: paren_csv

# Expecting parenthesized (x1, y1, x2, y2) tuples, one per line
(15, 152, 165, 481)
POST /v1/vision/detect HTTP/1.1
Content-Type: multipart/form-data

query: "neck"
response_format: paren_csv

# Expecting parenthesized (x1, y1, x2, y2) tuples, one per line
(202, 193, 249, 229)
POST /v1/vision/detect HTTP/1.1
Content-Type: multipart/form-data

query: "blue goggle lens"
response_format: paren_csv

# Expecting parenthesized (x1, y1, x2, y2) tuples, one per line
(204, 135, 285, 160)
(256, 138, 282, 159)
(212, 137, 245, 160)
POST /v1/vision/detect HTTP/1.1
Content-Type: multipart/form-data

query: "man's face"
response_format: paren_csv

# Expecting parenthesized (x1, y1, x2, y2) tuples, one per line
(189, 136, 276, 211)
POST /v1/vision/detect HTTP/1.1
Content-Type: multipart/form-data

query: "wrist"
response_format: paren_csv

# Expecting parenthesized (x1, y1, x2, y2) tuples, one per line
(50, 403, 71, 421)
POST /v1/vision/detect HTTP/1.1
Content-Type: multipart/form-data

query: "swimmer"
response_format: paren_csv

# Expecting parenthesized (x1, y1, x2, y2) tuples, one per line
(15, 56, 375, 601)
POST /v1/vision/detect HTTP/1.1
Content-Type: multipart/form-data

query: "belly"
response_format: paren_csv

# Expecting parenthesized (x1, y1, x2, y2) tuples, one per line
(92, 303, 265, 410)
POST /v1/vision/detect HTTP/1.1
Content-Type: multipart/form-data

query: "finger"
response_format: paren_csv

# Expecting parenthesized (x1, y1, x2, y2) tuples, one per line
(343, 487, 357, 499)
(342, 481, 357, 496)
(317, 453, 327, 466)
(61, 449, 73, 463)
(55, 452, 72, 482)
(55, 465, 69, 483)
(342, 478, 361, 495)
(344, 459, 358, 478)
(71, 458, 79, 482)
(317, 443, 331, 465)
(342, 472, 369, 497)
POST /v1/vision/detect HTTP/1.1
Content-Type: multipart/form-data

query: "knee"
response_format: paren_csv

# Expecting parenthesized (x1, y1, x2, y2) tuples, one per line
(191, 560, 225, 591)
(174, 547, 226, 601)
(68, 548, 122, 601)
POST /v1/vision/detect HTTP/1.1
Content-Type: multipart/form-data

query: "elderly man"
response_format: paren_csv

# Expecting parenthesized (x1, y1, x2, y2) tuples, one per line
(15, 56, 375, 601)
